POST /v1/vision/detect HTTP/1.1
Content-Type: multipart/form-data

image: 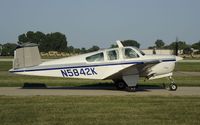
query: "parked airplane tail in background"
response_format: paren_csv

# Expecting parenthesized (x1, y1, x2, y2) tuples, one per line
(13, 43, 41, 69)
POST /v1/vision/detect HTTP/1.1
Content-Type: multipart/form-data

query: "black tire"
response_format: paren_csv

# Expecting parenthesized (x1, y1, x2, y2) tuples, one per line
(115, 81, 127, 90)
(127, 86, 136, 92)
(169, 83, 177, 91)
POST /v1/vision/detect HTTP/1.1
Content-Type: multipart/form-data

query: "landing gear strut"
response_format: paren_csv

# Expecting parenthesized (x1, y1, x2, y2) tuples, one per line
(168, 76, 177, 91)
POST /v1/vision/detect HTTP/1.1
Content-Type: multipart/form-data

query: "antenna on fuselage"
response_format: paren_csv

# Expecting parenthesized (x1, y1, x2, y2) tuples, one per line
(116, 40, 124, 48)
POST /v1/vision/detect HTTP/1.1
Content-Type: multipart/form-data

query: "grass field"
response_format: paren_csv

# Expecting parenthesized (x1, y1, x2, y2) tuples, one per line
(0, 62, 200, 125)
(0, 96, 199, 125)
(0, 56, 13, 59)
(175, 62, 200, 72)
(0, 61, 200, 87)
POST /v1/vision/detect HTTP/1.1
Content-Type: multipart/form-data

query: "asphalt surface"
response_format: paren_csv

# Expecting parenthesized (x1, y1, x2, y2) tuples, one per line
(0, 86, 199, 96)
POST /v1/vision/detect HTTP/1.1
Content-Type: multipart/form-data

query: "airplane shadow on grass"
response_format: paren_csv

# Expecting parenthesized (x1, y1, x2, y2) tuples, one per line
(22, 82, 166, 92)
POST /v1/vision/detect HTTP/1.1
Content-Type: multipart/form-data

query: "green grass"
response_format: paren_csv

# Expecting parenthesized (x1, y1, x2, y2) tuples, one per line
(1, 61, 200, 72)
(0, 96, 199, 125)
(0, 61, 12, 71)
(0, 61, 200, 125)
(0, 56, 13, 59)
(175, 62, 200, 72)
(182, 57, 200, 60)
(0, 61, 200, 87)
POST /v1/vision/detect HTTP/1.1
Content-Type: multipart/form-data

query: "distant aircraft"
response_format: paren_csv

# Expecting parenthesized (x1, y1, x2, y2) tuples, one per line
(9, 40, 183, 92)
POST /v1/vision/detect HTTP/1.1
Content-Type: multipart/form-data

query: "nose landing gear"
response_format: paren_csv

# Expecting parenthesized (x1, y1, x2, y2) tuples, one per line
(168, 76, 177, 91)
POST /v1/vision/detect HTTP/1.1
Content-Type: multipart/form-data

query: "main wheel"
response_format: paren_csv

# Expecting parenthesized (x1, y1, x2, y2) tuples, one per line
(127, 86, 136, 92)
(169, 83, 177, 91)
(115, 81, 127, 90)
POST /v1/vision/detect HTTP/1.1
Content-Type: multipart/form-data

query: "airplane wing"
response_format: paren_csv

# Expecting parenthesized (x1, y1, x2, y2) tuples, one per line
(104, 59, 161, 80)
(137, 59, 161, 75)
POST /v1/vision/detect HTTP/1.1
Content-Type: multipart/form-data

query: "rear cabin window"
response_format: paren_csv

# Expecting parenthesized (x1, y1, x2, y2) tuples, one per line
(107, 50, 119, 60)
(123, 48, 139, 59)
(86, 52, 104, 62)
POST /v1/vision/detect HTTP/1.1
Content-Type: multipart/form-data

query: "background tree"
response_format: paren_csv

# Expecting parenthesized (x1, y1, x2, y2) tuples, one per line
(155, 39, 165, 48)
(87, 46, 100, 52)
(122, 40, 140, 48)
(1, 43, 17, 56)
(80, 47, 87, 53)
(110, 44, 118, 48)
(74, 48, 81, 54)
(192, 41, 200, 50)
(0, 44, 2, 55)
(18, 31, 68, 52)
(44, 32, 67, 52)
(66, 46, 74, 53)
(165, 41, 189, 50)
(148, 46, 155, 49)
(18, 31, 46, 45)
(18, 34, 28, 44)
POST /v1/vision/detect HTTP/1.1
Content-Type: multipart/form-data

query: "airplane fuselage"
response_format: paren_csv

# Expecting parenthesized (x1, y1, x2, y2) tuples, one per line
(9, 42, 183, 91)
(10, 48, 179, 80)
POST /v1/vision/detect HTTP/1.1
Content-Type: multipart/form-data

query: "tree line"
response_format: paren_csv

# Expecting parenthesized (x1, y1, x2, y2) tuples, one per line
(150, 39, 200, 54)
(0, 31, 200, 56)
(0, 31, 100, 56)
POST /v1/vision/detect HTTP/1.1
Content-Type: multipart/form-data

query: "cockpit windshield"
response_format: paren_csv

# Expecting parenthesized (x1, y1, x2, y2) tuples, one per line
(134, 47, 145, 56)
(124, 48, 138, 58)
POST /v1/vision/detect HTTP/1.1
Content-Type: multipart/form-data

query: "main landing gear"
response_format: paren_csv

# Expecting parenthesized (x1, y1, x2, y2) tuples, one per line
(126, 86, 136, 92)
(114, 80, 127, 90)
(114, 80, 136, 92)
(167, 76, 178, 91)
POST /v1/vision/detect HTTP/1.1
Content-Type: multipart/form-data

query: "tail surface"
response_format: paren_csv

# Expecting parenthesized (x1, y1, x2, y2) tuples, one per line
(13, 43, 41, 69)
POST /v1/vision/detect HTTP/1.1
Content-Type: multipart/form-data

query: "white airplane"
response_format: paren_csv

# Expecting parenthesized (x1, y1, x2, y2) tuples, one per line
(9, 40, 183, 92)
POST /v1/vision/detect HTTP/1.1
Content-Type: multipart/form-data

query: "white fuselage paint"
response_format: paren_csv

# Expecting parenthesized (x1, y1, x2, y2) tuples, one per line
(10, 47, 182, 81)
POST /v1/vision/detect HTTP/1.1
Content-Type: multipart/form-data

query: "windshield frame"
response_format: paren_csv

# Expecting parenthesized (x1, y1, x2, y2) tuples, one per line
(132, 47, 145, 56)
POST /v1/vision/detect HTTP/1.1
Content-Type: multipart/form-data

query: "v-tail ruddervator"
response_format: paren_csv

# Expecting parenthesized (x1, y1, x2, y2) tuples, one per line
(9, 41, 183, 92)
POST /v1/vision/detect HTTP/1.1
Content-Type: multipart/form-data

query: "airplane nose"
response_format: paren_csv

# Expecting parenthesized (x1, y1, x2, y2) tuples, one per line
(175, 56, 183, 62)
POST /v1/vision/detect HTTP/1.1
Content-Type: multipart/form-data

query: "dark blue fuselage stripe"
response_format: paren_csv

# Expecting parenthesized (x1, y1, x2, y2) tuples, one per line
(10, 59, 176, 73)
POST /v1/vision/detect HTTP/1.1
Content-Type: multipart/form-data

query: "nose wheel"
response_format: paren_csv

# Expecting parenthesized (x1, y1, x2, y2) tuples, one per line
(168, 76, 178, 91)
(169, 83, 177, 91)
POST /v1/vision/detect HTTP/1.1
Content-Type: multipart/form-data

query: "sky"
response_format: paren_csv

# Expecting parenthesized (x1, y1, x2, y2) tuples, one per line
(0, 0, 200, 49)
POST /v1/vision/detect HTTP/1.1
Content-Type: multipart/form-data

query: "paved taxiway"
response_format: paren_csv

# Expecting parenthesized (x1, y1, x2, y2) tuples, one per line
(0, 87, 199, 96)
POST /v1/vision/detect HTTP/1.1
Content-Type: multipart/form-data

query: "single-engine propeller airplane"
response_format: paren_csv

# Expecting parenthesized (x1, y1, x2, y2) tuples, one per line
(9, 40, 183, 92)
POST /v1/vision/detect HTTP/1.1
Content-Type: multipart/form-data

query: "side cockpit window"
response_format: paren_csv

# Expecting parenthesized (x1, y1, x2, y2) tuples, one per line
(86, 52, 104, 62)
(107, 50, 119, 60)
(123, 48, 139, 59)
